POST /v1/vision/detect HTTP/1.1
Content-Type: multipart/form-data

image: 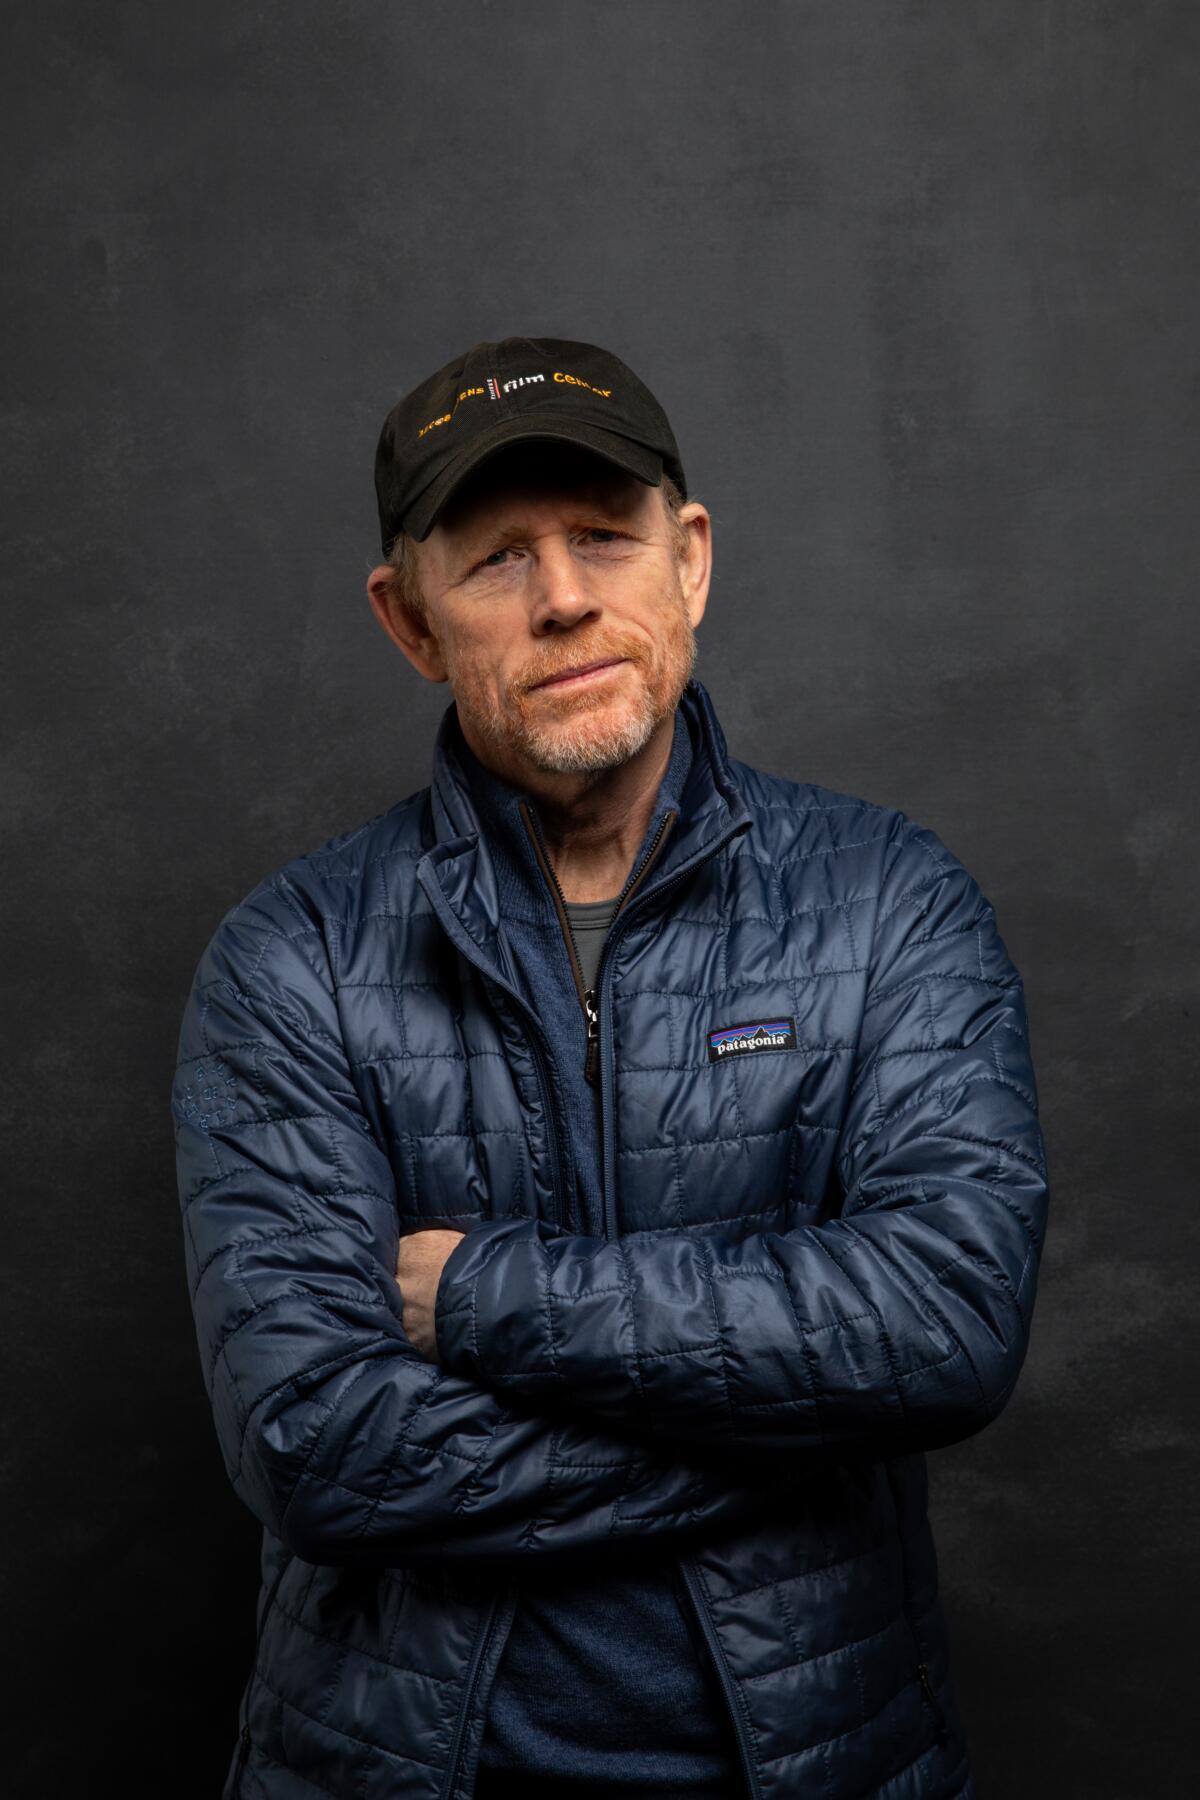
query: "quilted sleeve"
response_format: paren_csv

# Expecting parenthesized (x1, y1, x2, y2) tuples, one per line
(434, 818, 1050, 1463)
(173, 873, 795, 1567)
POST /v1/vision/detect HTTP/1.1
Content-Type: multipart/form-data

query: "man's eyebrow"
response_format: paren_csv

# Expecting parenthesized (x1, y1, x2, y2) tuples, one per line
(472, 522, 526, 552)
(453, 522, 526, 574)
(455, 509, 632, 571)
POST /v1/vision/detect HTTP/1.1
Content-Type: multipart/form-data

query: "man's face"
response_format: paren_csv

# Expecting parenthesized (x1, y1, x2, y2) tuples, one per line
(374, 443, 710, 781)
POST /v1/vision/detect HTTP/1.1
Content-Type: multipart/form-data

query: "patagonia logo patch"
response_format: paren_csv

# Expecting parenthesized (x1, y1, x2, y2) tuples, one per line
(707, 1016, 797, 1063)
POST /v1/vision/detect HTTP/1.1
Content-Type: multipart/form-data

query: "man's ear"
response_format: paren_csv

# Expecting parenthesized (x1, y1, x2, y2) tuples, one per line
(365, 564, 449, 684)
(676, 501, 712, 630)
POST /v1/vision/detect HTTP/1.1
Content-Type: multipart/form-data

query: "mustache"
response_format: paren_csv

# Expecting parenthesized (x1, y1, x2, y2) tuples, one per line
(519, 636, 647, 692)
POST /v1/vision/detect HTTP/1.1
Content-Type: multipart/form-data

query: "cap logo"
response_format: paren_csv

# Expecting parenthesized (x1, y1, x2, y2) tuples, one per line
(554, 370, 612, 397)
(417, 368, 611, 440)
(707, 1017, 797, 1062)
(486, 372, 547, 397)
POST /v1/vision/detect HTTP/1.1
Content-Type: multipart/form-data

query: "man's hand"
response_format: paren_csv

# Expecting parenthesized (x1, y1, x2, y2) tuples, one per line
(395, 1229, 467, 1360)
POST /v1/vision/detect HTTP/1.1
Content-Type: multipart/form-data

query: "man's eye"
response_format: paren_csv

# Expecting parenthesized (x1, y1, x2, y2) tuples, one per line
(468, 531, 623, 576)
(469, 548, 512, 574)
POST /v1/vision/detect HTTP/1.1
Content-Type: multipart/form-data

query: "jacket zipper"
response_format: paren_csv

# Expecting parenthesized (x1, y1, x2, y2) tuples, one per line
(433, 806, 598, 1794)
(440, 1583, 519, 1800)
(518, 793, 760, 1793)
(231, 1550, 292, 1794)
(596, 812, 760, 1791)
(522, 795, 760, 1791)
(427, 800, 720, 1796)
(675, 1560, 761, 1799)
(518, 799, 678, 1089)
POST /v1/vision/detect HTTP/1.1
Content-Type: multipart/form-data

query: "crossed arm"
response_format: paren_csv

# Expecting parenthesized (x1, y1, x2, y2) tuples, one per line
(173, 885, 807, 1573)
(431, 829, 1049, 1462)
(173, 823, 1048, 1568)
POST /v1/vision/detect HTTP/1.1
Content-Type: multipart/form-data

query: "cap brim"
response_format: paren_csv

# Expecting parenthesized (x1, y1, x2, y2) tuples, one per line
(402, 416, 664, 542)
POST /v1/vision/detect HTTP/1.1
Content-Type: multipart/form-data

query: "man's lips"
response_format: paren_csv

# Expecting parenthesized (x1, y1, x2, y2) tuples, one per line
(532, 657, 627, 690)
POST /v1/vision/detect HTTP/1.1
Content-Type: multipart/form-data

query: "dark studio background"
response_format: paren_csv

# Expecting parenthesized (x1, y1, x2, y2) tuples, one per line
(3, 3, 1194, 1794)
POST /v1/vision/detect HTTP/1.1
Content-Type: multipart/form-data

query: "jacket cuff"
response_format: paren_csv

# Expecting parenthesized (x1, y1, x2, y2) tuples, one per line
(434, 1215, 546, 1376)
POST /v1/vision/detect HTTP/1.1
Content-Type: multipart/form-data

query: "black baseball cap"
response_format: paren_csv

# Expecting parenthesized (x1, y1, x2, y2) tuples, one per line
(373, 335, 688, 554)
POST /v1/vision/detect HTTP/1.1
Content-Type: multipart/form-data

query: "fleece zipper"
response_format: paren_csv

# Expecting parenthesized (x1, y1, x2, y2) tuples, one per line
(518, 798, 678, 1089)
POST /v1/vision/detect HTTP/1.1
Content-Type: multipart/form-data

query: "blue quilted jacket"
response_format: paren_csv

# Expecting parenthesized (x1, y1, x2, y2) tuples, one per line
(172, 676, 1049, 1799)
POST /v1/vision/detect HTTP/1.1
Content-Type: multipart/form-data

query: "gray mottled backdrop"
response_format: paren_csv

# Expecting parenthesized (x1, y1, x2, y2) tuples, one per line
(4, 3, 1193, 1793)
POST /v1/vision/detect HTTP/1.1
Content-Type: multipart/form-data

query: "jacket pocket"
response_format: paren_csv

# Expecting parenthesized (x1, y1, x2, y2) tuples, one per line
(902, 1613, 951, 1749)
(878, 1459, 950, 1750)
(230, 1549, 294, 1796)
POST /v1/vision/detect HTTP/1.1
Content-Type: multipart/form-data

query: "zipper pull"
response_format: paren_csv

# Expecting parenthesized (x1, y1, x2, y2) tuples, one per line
(584, 988, 600, 1086)
(916, 1663, 950, 1745)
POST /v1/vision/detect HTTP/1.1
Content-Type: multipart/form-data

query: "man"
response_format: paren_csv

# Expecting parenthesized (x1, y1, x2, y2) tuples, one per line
(173, 335, 1049, 1800)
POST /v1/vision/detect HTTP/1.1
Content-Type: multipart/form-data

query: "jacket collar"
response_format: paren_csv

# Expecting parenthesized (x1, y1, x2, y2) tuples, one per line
(417, 677, 750, 994)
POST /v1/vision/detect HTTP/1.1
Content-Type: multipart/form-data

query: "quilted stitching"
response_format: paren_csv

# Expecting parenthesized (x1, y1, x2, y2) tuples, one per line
(173, 678, 1047, 1799)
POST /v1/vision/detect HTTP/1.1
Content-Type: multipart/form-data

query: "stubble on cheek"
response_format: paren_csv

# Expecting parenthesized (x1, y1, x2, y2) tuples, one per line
(514, 598, 697, 774)
(445, 580, 698, 773)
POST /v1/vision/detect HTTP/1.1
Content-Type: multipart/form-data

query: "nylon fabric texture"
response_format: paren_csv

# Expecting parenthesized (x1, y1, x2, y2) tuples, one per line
(172, 676, 1048, 1797)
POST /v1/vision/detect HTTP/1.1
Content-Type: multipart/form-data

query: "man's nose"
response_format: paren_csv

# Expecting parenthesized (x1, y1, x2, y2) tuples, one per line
(528, 535, 600, 631)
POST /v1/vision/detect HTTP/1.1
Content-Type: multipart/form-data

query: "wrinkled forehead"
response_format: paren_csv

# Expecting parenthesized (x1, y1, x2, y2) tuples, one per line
(435, 440, 655, 538)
